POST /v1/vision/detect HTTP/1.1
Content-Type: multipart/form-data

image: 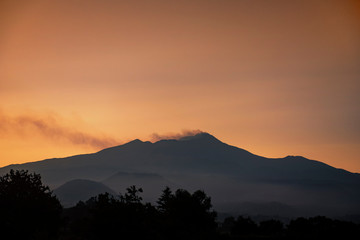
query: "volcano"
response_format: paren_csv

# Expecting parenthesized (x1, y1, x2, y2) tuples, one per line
(1, 132, 359, 217)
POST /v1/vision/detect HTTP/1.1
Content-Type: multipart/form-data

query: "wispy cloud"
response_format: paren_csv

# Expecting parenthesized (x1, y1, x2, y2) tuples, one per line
(150, 129, 203, 142)
(0, 111, 120, 149)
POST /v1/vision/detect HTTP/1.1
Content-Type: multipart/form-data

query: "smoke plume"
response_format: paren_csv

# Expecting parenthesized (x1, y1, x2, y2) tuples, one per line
(0, 111, 120, 149)
(150, 129, 203, 142)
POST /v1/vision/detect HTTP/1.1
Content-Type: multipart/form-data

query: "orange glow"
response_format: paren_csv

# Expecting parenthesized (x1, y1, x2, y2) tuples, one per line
(0, 0, 359, 172)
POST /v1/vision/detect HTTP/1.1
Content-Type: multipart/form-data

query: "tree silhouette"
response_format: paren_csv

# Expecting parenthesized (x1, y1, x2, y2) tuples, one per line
(2, 169, 359, 240)
(157, 186, 172, 212)
(0, 169, 62, 239)
(287, 216, 360, 239)
(231, 216, 258, 237)
(64, 186, 160, 240)
(157, 187, 217, 240)
(259, 219, 284, 237)
(120, 185, 143, 204)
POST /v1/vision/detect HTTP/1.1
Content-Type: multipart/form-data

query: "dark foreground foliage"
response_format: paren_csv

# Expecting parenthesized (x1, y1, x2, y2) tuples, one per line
(1, 169, 360, 240)
(218, 215, 360, 239)
(60, 186, 217, 240)
(0, 169, 62, 239)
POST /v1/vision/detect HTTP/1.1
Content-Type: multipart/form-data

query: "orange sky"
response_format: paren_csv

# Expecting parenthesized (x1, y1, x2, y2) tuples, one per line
(1, 0, 360, 172)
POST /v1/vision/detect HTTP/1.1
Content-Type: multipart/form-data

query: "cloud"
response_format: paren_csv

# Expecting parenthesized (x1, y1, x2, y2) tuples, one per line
(150, 129, 203, 142)
(0, 111, 120, 149)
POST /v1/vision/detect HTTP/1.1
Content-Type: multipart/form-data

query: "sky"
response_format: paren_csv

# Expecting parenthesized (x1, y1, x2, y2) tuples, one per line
(1, 0, 360, 172)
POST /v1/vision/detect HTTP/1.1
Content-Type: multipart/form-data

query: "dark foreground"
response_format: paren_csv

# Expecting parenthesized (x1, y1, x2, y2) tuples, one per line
(1, 170, 359, 239)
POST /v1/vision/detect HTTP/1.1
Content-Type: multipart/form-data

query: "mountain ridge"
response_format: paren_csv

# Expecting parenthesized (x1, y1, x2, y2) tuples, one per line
(1, 132, 359, 216)
(4, 132, 357, 174)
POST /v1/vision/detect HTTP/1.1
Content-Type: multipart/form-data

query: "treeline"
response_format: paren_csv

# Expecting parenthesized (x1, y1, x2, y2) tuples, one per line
(219, 215, 360, 239)
(61, 186, 216, 240)
(1, 169, 359, 240)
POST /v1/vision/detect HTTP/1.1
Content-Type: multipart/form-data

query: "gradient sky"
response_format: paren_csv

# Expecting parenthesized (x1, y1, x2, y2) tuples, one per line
(1, 0, 360, 172)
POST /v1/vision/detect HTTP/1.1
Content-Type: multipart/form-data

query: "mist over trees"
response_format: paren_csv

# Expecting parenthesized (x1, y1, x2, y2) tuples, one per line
(1, 169, 359, 240)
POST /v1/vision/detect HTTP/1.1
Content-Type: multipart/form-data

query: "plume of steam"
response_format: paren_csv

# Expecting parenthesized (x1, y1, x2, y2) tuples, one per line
(150, 129, 203, 142)
(0, 111, 120, 149)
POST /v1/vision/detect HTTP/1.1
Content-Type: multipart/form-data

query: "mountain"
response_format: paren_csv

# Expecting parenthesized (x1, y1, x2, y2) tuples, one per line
(53, 179, 116, 207)
(1, 132, 359, 217)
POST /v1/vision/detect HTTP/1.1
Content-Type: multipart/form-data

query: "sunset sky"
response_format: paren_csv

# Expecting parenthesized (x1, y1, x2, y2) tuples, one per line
(1, 0, 359, 172)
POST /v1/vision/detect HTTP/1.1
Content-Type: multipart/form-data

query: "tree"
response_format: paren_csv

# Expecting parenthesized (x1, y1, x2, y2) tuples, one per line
(66, 186, 159, 240)
(63, 186, 219, 239)
(157, 186, 172, 212)
(287, 216, 360, 239)
(231, 216, 258, 236)
(259, 219, 284, 236)
(0, 169, 62, 239)
(157, 187, 217, 240)
(120, 185, 143, 204)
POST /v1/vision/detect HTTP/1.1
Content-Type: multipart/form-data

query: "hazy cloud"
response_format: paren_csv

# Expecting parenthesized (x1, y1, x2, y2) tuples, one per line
(0, 111, 120, 149)
(150, 129, 203, 142)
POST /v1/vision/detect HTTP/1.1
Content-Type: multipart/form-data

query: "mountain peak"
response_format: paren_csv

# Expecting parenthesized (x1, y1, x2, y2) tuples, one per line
(97, 139, 148, 154)
(178, 132, 221, 143)
(128, 139, 143, 144)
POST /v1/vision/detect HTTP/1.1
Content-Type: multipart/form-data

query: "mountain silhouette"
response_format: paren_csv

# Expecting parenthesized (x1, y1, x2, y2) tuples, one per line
(1, 132, 359, 217)
(54, 179, 116, 207)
